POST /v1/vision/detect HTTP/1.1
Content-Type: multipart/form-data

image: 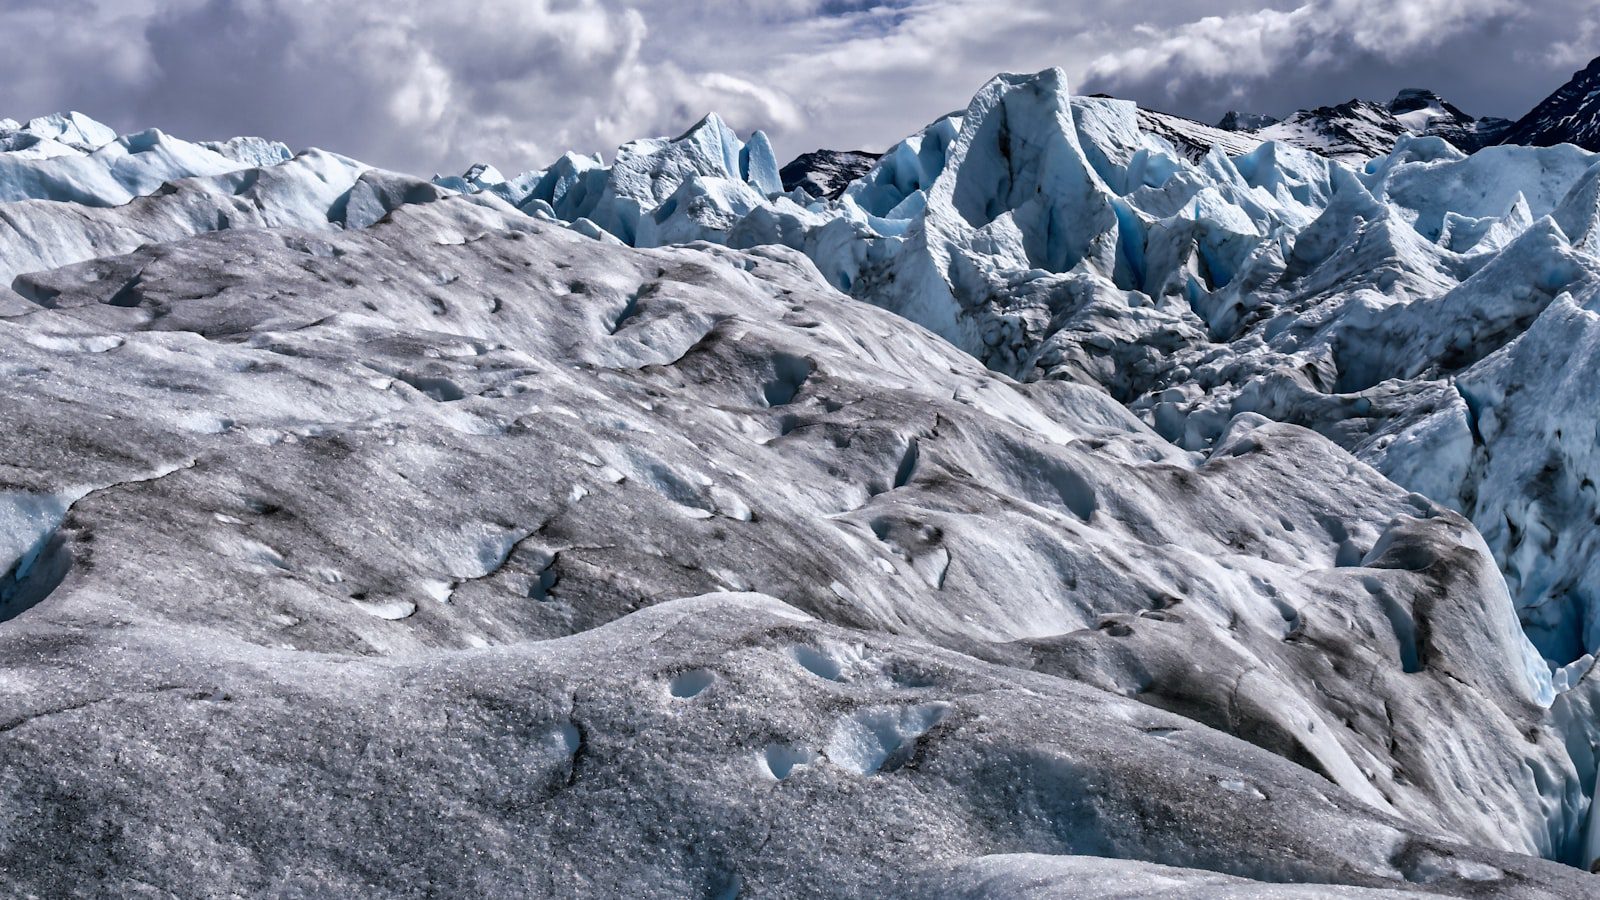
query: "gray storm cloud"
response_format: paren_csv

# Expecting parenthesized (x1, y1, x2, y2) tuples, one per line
(0, 0, 1590, 174)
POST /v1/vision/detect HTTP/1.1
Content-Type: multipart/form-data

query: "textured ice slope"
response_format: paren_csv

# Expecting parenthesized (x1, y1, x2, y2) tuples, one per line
(459, 68, 1600, 683)
(3, 193, 1598, 895)
(453, 69, 1600, 881)
(4, 96, 1600, 894)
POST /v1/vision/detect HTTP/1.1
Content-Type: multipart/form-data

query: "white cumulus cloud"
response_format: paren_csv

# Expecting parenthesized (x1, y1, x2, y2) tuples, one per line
(0, 0, 1589, 174)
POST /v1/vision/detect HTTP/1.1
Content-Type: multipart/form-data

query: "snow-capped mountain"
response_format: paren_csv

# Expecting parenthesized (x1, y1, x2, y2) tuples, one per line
(6, 66, 1600, 897)
(779, 149, 881, 200)
(1389, 88, 1514, 152)
(1217, 109, 1280, 131)
(1133, 105, 1265, 161)
(1207, 90, 1511, 161)
(1252, 98, 1412, 161)
(1250, 90, 1511, 161)
(1500, 56, 1600, 152)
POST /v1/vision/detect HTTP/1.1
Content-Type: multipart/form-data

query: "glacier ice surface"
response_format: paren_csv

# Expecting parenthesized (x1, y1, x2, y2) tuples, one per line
(5, 73, 1600, 894)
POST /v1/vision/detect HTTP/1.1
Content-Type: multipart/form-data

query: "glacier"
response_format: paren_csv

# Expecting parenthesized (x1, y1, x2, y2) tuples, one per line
(2, 67, 1600, 896)
(452, 68, 1600, 680)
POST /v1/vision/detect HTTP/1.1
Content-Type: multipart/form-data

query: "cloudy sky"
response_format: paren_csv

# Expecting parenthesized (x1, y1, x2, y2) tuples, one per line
(1, 0, 1594, 175)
